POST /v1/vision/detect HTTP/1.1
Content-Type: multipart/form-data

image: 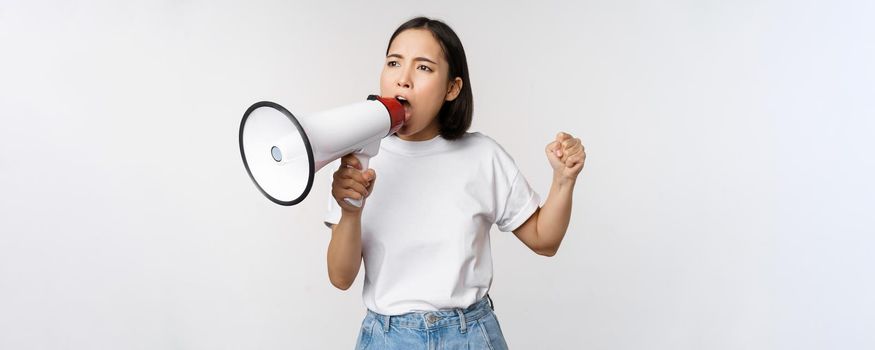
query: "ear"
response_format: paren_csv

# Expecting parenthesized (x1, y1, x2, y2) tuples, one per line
(445, 77, 463, 102)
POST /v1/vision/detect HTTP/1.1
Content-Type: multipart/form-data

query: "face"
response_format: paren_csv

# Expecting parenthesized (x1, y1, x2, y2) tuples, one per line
(381, 29, 462, 141)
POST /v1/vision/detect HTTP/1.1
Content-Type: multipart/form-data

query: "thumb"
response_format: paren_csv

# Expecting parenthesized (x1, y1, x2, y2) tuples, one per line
(546, 140, 562, 158)
(363, 169, 376, 181)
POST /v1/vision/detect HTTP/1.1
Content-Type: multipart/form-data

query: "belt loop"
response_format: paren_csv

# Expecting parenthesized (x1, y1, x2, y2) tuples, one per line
(486, 294, 495, 311)
(456, 309, 467, 334)
(382, 314, 390, 333)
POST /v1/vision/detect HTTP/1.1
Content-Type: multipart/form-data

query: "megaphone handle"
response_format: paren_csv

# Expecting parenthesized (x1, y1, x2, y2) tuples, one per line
(343, 154, 370, 208)
(343, 141, 381, 208)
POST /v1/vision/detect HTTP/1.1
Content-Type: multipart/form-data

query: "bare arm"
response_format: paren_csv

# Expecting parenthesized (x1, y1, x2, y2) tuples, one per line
(327, 213, 363, 290)
(326, 155, 375, 290)
(513, 132, 585, 256)
(513, 175, 575, 256)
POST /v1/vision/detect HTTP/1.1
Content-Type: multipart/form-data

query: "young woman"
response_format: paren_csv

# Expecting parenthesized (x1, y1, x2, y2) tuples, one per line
(324, 17, 585, 349)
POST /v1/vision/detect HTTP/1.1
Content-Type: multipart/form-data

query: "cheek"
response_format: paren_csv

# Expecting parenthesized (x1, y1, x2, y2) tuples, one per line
(379, 70, 392, 93)
(418, 80, 448, 111)
(416, 74, 444, 93)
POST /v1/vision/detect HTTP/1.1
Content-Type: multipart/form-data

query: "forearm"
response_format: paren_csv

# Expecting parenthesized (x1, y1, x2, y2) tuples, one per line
(535, 176, 576, 254)
(326, 211, 363, 290)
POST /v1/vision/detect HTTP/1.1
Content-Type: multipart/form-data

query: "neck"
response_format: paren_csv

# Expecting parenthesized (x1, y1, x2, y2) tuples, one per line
(397, 120, 440, 141)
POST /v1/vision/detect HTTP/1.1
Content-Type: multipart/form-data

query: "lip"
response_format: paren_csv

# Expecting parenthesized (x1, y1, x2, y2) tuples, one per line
(402, 104, 411, 122)
(394, 95, 412, 122)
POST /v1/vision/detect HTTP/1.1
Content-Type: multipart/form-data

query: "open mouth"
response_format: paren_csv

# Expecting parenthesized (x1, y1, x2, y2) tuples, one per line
(395, 96, 412, 121)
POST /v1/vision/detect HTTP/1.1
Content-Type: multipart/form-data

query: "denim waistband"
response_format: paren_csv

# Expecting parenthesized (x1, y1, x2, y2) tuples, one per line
(367, 296, 494, 332)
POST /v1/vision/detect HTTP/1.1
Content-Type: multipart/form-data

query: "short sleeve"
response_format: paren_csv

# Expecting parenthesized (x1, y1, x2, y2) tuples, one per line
(324, 195, 341, 229)
(495, 168, 541, 232)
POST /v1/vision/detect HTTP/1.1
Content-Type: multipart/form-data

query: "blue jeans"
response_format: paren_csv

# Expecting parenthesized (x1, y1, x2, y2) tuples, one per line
(355, 297, 509, 350)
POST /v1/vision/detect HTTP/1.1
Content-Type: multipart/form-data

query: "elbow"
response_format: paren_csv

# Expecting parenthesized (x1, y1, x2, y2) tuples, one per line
(535, 248, 558, 257)
(328, 266, 355, 290)
(534, 243, 560, 257)
(327, 252, 361, 290)
(329, 275, 353, 290)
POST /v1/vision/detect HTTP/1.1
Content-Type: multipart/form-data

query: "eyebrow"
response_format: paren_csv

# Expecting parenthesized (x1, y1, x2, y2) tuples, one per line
(386, 53, 437, 65)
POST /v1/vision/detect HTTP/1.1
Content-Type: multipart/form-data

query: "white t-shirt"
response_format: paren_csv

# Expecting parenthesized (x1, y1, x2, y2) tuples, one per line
(324, 132, 540, 315)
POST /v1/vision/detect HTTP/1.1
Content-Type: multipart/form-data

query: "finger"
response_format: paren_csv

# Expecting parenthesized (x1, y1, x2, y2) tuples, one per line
(364, 171, 377, 192)
(565, 154, 585, 168)
(566, 160, 584, 173)
(564, 141, 583, 154)
(342, 178, 369, 196)
(331, 187, 359, 205)
(334, 167, 356, 180)
(341, 167, 375, 184)
(555, 132, 572, 142)
(545, 141, 561, 157)
(562, 137, 582, 150)
(562, 147, 582, 159)
(340, 167, 368, 184)
(341, 188, 363, 201)
(340, 154, 362, 170)
(562, 139, 577, 150)
(558, 141, 580, 159)
(565, 146, 584, 162)
(362, 169, 376, 182)
(341, 170, 369, 187)
(341, 176, 367, 193)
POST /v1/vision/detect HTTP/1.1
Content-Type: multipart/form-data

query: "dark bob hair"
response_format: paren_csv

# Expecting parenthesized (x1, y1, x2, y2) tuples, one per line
(386, 17, 473, 140)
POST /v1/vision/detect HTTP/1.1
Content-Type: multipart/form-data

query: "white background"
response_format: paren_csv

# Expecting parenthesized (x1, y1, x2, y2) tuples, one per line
(1, 0, 873, 349)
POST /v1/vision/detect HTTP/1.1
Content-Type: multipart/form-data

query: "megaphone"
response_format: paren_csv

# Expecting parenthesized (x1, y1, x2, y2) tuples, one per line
(239, 95, 405, 206)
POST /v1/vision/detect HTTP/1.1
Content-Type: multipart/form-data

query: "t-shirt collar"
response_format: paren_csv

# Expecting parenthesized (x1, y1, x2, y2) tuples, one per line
(382, 133, 451, 156)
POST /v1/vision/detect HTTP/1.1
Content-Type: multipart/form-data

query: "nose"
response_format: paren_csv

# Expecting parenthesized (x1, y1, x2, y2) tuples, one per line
(396, 67, 412, 89)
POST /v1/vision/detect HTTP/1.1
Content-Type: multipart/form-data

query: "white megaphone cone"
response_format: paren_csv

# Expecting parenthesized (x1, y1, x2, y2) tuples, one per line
(239, 95, 405, 206)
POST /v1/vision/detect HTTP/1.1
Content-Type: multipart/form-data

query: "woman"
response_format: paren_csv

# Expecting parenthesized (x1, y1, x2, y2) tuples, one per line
(325, 17, 586, 349)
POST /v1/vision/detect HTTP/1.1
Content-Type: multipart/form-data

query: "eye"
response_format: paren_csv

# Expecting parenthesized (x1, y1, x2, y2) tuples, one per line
(417, 65, 433, 72)
(387, 61, 400, 67)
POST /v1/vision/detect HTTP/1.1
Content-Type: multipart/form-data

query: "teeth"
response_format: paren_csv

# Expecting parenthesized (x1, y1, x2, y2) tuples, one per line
(396, 96, 407, 101)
